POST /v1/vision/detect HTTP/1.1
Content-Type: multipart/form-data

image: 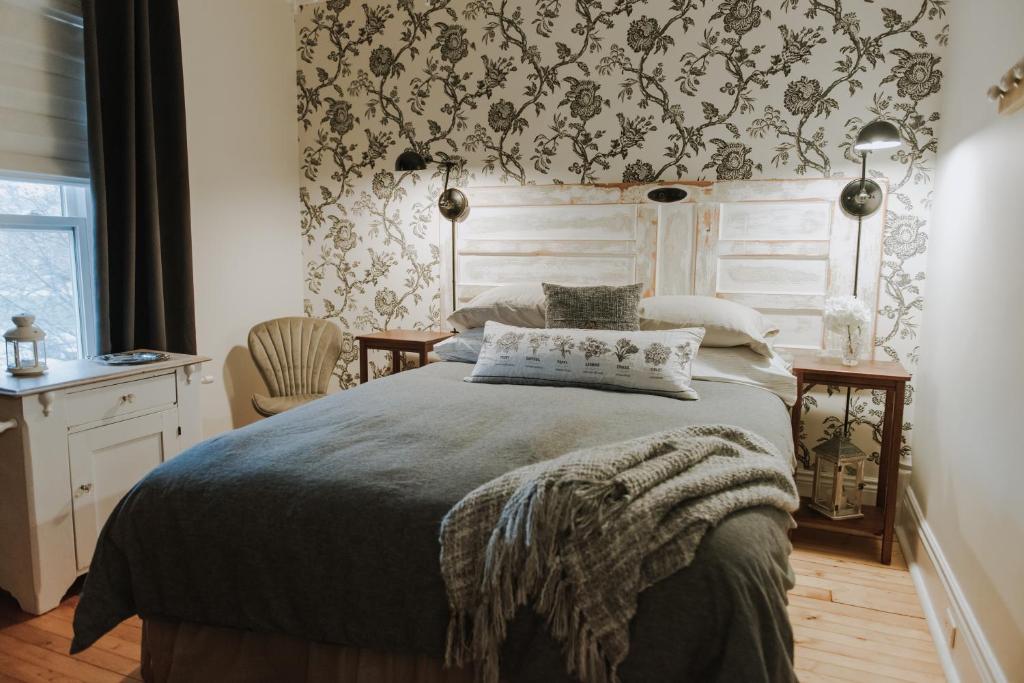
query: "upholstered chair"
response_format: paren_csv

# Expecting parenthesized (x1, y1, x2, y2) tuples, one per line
(247, 317, 343, 417)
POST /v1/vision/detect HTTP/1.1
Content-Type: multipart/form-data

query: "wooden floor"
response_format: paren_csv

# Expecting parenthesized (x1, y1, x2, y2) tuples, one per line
(0, 529, 944, 683)
(789, 527, 944, 682)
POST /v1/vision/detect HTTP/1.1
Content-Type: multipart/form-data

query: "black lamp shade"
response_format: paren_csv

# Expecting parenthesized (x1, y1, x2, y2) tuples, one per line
(646, 187, 688, 203)
(395, 150, 428, 171)
(853, 121, 902, 152)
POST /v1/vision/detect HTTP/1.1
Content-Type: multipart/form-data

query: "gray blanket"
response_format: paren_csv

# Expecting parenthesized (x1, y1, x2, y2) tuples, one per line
(441, 425, 799, 683)
(72, 361, 799, 683)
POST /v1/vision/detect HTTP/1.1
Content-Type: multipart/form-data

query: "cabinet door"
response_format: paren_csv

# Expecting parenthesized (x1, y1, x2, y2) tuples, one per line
(68, 409, 180, 571)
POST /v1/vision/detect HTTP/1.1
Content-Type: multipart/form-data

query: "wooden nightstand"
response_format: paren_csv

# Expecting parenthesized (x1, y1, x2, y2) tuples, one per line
(356, 330, 454, 384)
(790, 352, 911, 564)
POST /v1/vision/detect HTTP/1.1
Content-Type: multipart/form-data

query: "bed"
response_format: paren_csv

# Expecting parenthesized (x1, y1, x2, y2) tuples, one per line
(70, 179, 885, 682)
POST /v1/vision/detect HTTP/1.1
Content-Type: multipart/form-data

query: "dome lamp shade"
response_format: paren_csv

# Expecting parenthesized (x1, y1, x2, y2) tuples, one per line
(852, 120, 902, 152)
(394, 150, 428, 171)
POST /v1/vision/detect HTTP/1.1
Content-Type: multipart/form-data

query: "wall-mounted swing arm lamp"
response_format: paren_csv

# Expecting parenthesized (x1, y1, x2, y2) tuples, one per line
(839, 120, 902, 296)
(839, 120, 902, 222)
(828, 120, 902, 450)
(394, 150, 469, 221)
(394, 150, 470, 325)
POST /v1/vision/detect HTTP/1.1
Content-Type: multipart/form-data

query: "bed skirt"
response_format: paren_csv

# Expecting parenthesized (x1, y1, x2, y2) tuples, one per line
(141, 619, 479, 683)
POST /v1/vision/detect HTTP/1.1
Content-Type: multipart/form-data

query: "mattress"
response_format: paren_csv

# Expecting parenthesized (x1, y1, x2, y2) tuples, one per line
(73, 360, 798, 682)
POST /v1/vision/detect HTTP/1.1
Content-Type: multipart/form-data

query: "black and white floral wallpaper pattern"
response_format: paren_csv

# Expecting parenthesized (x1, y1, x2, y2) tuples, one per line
(295, 0, 947, 472)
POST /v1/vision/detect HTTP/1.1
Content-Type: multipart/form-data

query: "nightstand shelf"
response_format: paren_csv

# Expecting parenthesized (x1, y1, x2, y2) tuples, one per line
(793, 498, 883, 538)
(790, 352, 911, 564)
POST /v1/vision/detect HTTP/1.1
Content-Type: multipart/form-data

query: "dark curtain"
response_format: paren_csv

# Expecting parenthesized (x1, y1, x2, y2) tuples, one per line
(83, 0, 196, 354)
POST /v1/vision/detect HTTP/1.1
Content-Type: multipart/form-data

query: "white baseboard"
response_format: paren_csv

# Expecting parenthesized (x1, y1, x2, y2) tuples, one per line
(896, 487, 1006, 683)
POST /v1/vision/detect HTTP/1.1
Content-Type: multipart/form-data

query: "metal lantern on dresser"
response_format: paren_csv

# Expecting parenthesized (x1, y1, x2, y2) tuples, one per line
(4, 314, 47, 376)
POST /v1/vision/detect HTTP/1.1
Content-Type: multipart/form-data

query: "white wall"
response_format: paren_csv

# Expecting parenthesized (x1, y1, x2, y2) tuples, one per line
(178, 0, 303, 436)
(912, 0, 1024, 678)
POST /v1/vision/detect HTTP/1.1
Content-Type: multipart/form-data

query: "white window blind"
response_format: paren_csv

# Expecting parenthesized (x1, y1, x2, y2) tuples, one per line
(0, 0, 88, 179)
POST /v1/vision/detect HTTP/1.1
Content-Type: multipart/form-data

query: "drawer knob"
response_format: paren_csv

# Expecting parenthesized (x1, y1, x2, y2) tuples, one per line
(120, 393, 136, 404)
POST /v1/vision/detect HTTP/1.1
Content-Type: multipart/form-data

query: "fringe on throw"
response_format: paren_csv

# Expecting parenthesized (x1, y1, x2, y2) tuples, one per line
(445, 476, 627, 683)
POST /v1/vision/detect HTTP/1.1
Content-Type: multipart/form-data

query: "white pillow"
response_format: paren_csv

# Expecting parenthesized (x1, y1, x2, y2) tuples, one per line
(465, 321, 705, 400)
(446, 284, 546, 332)
(638, 295, 779, 357)
(434, 328, 485, 363)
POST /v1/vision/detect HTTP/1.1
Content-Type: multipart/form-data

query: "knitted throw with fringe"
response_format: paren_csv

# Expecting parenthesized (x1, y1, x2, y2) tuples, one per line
(439, 424, 799, 683)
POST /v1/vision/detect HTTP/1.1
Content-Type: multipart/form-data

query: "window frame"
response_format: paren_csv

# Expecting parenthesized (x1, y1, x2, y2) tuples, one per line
(0, 170, 96, 359)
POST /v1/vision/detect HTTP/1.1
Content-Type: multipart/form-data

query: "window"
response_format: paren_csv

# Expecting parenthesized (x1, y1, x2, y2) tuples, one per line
(0, 174, 95, 360)
(1, 0, 92, 360)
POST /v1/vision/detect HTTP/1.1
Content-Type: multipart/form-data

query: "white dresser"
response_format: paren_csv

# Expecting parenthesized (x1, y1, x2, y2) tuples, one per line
(0, 352, 208, 614)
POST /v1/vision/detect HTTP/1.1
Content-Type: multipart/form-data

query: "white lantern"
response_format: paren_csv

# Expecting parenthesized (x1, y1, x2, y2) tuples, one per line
(4, 314, 48, 376)
(810, 435, 867, 520)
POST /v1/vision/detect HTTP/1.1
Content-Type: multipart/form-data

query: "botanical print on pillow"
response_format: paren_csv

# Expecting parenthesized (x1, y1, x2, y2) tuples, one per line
(296, 1, 947, 478)
(551, 335, 576, 359)
(495, 332, 525, 354)
(644, 343, 671, 367)
(527, 332, 550, 356)
(581, 337, 612, 361)
(468, 322, 705, 400)
(613, 339, 640, 363)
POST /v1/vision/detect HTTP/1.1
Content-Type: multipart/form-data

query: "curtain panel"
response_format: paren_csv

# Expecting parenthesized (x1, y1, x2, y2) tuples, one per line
(83, 0, 195, 354)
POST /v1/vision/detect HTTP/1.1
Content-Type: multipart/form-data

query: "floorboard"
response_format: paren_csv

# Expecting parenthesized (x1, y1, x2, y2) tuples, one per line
(0, 527, 944, 682)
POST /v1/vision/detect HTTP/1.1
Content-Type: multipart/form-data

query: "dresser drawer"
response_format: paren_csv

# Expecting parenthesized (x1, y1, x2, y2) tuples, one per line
(65, 373, 177, 427)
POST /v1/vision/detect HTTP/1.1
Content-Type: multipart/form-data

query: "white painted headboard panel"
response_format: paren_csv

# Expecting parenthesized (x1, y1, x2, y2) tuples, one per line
(443, 179, 885, 358)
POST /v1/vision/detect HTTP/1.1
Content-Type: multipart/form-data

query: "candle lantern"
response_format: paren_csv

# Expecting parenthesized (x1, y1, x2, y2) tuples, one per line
(810, 434, 867, 520)
(4, 314, 48, 376)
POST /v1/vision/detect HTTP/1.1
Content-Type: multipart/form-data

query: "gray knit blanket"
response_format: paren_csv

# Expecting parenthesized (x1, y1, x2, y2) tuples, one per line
(439, 424, 799, 683)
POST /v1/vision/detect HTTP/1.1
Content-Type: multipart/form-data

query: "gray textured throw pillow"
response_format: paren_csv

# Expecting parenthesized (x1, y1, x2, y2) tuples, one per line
(542, 282, 642, 330)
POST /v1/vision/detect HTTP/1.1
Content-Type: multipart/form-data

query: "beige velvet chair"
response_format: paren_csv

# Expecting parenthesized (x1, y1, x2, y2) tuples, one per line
(247, 317, 343, 417)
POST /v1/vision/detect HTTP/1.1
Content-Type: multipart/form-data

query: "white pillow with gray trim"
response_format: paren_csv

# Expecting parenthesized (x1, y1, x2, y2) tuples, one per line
(465, 321, 705, 400)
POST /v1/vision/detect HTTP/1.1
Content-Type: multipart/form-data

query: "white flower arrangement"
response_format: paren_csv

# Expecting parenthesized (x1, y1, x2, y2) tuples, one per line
(823, 296, 871, 364)
(823, 296, 871, 334)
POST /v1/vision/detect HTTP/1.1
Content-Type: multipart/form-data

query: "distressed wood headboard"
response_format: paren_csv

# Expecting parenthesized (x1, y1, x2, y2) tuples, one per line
(442, 179, 886, 358)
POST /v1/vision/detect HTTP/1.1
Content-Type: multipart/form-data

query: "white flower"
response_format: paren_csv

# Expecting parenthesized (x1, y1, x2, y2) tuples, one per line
(823, 296, 871, 334)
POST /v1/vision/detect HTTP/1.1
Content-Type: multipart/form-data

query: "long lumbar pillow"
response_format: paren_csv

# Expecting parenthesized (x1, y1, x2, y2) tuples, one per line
(465, 321, 705, 400)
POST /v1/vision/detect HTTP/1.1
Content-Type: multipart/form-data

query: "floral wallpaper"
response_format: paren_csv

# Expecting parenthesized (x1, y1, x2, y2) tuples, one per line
(295, 0, 948, 474)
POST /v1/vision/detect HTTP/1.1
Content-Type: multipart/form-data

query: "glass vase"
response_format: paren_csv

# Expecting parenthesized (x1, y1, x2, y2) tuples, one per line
(841, 325, 864, 366)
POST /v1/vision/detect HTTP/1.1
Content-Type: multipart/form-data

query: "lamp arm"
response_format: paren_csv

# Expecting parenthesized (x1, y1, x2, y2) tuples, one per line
(852, 151, 868, 297)
(842, 151, 869, 439)
(451, 220, 457, 324)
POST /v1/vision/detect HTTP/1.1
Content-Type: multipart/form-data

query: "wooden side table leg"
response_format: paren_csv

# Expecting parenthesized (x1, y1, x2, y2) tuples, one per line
(791, 375, 804, 457)
(359, 343, 369, 384)
(419, 348, 429, 368)
(875, 390, 893, 512)
(879, 383, 905, 565)
(391, 349, 402, 375)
